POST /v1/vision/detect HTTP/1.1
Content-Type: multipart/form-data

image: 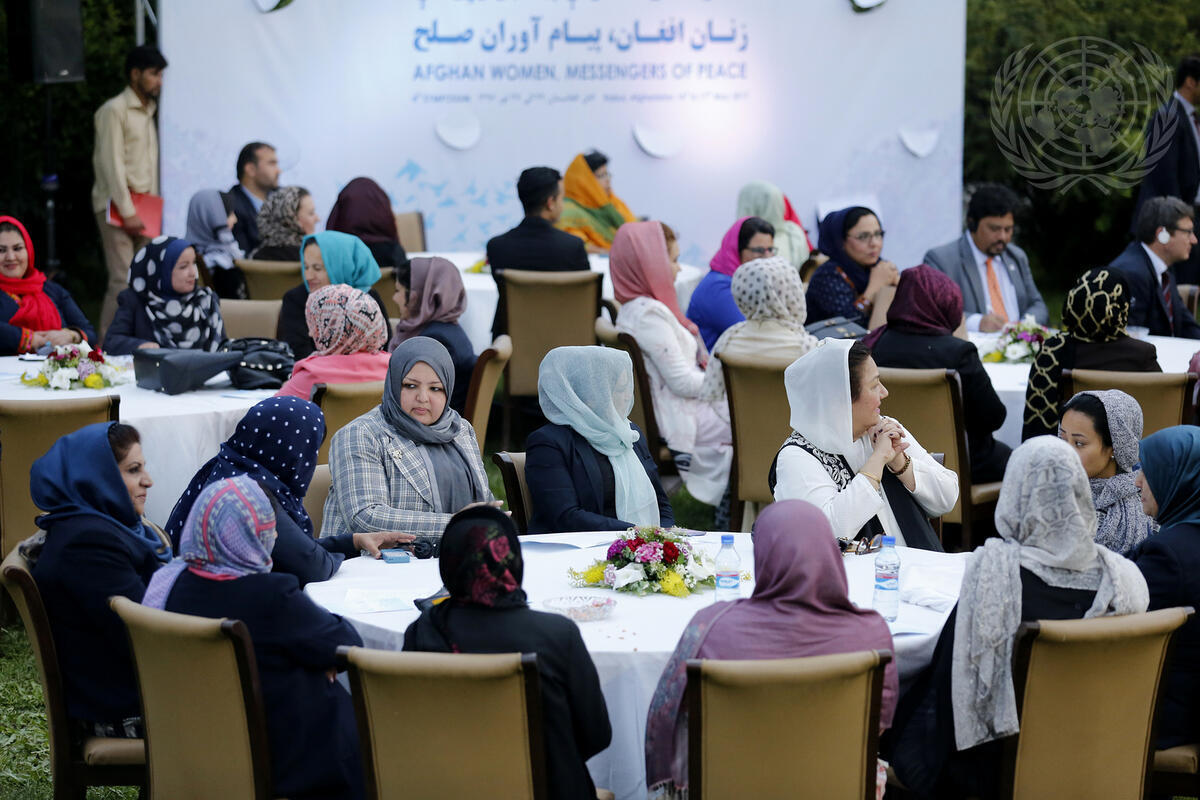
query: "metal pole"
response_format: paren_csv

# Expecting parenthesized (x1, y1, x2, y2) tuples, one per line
(135, 0, 145, 45)
(42, 89, 60, 278)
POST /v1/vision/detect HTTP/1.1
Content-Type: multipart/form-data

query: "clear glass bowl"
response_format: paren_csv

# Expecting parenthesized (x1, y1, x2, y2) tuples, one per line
(543, 595, 617, 623)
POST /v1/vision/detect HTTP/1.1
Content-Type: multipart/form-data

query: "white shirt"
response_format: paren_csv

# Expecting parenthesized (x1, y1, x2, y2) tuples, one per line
(772, 419, 959, 546)
(1140, 242, 1170, 282)
(965, 233, 1020, 332)
(1174, 91, 1200, 204)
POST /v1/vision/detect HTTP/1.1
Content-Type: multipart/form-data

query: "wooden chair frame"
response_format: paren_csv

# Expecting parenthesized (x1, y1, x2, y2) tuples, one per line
(463, 335, 513, 453)
(491, 451, 531, 534)
(1060, 369, 1197, 433)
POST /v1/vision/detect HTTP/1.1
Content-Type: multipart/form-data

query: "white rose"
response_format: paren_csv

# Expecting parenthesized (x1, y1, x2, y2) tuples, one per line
(76, 340, 92, 356)
(611, 563, 646, 589)
(1004, 342, 1030, 361)
(48, 370, 73, 390)
(685, 553, 714, 581)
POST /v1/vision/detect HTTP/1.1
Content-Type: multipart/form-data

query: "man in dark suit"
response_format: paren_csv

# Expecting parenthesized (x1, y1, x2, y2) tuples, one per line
(486, 166, 590, 338)
(923, 184, 1048, 331)
(1133, 56, 1200, 283)
(1109, 196, 1200, 339)
(228, 141, 280, 254)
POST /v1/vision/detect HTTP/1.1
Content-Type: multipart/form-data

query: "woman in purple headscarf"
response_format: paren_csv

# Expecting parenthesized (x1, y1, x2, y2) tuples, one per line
(867, 264, 1012, 483)
(805, 206, 899, 329)
(685, 216, 776, 351)
(326, 176, 409, 269)
(145, 475, 365, 800)
(645, 499, 897, 797)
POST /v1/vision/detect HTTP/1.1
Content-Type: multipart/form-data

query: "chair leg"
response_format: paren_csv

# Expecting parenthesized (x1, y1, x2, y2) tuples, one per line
(728, 498, 744, 534)
(740, 502, 757, 533)
(501, 400, 511, 452)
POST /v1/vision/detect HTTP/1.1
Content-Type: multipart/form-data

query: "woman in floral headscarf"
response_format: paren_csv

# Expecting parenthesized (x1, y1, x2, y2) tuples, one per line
(276, 284, 390, 400)
(1022, 267, 1160, 440)
(404, 505, 612, 800)
(249, 185, 319, 261)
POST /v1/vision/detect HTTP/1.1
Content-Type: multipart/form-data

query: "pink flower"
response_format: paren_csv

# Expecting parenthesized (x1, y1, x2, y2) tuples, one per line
(76, 361, 96, 379)
(634, 542, 663, 563)
(607, 539, 628, 561)
(488, 535, 511, 562)
(603, 565, 617, 586)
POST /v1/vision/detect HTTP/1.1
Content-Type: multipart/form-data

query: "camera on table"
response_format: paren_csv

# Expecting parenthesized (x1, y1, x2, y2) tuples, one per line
(411, 537, 440, 560)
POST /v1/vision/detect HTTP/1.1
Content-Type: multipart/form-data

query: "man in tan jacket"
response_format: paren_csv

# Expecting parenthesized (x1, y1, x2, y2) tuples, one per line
(92, 44, 167, 335)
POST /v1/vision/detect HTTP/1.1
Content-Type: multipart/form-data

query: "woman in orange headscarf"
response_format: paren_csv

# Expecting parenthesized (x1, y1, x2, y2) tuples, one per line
(0, 215, 96, 353)
(557, 151, 637, 253)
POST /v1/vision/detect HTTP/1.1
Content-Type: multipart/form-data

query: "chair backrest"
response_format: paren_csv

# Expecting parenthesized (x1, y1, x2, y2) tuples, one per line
(464, 336, 513, 452)
(594, 317, 659, 454)
(109, 596, 273, 799)
(502, 270, 602, 397)
(310, 381, 386, 463)
(304, 464, 332, 537)
(339, 648, 546, 800)
(234, 259, 302, 300)
(687, 650, 892, 800)
(877, 367, 970, 524)
(218, 299, 283, 340)
(394, 211, 427, 252)
(372, 266, 405, 319)
(0, 396, 120, 560)
(1062, 369, 1196, 436)
(717, 352, 794, 507)
(491, 452, 531, 534)
(1005, 607, 1194, 800)
(1178, 283, 1200, 317)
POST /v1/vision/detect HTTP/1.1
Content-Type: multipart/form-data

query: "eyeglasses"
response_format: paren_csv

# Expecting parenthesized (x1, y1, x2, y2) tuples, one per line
(848, 231, 886, 244)
(838, 533, 883, 555)
(1172, 225, 1196, 237)
(745, 246, 778, 257)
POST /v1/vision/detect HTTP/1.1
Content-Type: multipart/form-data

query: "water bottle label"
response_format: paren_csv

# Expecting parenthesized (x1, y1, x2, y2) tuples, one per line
(715, 572, 739, 590)
(874, 571, 899, 591)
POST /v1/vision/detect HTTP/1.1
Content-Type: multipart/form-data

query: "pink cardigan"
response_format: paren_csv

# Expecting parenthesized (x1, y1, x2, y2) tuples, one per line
(275, 352, 391, 400)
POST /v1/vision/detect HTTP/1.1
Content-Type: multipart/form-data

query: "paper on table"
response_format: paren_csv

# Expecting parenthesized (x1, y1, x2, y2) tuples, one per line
(337, 588, 414, 614)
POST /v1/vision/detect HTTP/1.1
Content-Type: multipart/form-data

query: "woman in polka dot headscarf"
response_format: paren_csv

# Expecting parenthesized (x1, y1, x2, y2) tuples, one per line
(102, 235, 226, 355)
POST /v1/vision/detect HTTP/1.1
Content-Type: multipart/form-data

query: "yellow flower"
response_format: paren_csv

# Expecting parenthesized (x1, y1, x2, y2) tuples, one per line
(581, 563, 607, 585)
(981, 350, 1004, 363)
(659, 569, 689, 598)
(83, 374, 105, 389)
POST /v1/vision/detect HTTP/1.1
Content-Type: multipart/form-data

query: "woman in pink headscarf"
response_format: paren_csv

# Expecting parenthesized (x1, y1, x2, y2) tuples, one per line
(685, 216, 777, 351)
(645, 499, 898, 798)
(611, 221, 731, 513)
(275, 283, 390, 399)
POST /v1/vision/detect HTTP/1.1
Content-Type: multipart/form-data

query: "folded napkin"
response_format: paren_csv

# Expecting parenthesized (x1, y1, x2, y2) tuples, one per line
(899, 562, 962, 613)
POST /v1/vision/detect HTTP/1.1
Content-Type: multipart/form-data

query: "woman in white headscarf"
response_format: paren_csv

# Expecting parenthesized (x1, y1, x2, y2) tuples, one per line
(525, 346, 674, 533)
(886, 436, 1148, 797)
(735, 180, 811, 270)
(771, 339, 957, 550)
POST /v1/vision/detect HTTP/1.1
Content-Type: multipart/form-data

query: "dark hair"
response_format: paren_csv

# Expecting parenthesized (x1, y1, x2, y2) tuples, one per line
(393, 259, 412, 291)
(737, 217, 775, 251)
(517, 166, 561, 215)
(966, 184, 1020, 231)
(0, 221, 20, 237)
(1062, 393, 1112, 449)
(840, 207, 878, 237)
(236, 142, 274, 180)
(848, 341, 872, 402)
(125, 45, 167, 76)
(660, 222, 677, 248)
(583, 150, 608, 172)
(107, 423, 142, 463)
(1177, 55, 1200, 89)
(1136, 196, 1195, 244)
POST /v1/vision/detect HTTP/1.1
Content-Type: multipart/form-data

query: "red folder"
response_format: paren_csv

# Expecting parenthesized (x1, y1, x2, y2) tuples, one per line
(106, 192, 163, 238)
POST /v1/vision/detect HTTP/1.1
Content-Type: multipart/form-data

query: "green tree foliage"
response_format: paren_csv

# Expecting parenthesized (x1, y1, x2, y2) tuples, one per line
(965, 0, 1200, 298)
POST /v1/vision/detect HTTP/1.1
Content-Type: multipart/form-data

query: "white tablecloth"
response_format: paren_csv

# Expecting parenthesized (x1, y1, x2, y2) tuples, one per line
(409, 251, 706, 354)
(304, 531, 967, 800)
(0, 357, 275, 526)
(974, 333, 1198, 448)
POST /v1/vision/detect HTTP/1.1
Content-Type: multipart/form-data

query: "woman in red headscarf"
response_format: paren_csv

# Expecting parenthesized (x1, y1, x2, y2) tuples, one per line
(0, 216, 96, 354)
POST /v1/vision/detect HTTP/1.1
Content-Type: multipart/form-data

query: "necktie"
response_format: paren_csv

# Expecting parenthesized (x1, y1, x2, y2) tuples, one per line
(1163, 272, 1175, 328)
(986, 257, 1009, 320)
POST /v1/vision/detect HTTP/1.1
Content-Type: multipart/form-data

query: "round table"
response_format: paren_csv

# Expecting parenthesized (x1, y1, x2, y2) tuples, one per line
(304, 531, 967, 800)
(0, 356, 275, 526)
(974, 333, 1198, 448)
(410, 252, 706, 354)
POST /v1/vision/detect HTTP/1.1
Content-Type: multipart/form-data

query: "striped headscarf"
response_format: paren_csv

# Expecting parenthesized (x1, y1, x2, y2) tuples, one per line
(305, 283, 387, 356)
(143, 475, 277, 609)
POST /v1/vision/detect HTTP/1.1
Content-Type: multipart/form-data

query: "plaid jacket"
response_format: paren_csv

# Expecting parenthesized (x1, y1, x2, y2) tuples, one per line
(321, 407, 492, 538)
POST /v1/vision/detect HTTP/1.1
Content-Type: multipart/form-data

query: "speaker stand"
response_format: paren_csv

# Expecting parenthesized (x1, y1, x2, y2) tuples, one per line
(41, 87, 61, 280)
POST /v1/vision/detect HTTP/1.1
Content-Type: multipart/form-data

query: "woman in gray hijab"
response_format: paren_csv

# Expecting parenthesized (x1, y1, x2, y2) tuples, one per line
(1058, 389, 1156, 555)
(321, 336, 495, 540)
(886, 436, 1147, 797)
(185, 188, 246, 299)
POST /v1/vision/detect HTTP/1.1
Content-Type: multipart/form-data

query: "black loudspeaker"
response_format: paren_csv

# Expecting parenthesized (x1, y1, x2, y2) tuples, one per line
(6, 0, 86, 84)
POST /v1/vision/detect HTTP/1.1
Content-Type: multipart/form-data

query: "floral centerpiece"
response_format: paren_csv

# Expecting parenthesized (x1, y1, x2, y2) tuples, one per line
(980, 316, 1052, 364)
(568, 526, 716, 598)
(20, 342, 128, 390)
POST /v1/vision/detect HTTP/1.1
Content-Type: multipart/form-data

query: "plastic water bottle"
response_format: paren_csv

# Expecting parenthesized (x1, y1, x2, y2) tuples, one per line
(873, 536, 900, 622)
(714, 534, 741, 602)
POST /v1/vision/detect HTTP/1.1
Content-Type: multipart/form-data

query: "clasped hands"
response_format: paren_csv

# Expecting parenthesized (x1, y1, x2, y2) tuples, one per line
(868, 418, 910, 474)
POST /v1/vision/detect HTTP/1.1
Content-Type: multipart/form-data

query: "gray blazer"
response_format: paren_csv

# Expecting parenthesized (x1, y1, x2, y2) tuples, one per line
(321, 407, 493, 538)
(923, 232, 1048, 325)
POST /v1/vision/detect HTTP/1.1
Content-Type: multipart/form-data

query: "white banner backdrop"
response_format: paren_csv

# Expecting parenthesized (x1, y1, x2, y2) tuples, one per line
(159, 0, 966, 270)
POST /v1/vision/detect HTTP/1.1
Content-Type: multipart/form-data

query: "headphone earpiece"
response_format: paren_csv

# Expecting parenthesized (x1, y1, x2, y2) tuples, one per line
(1158, 228, 1172, 245)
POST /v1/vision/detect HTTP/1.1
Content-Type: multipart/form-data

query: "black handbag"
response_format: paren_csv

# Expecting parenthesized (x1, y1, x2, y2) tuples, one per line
(133, 348, 242, 395)
(219, 338, 295, 390)
(804, 316, 869, 340)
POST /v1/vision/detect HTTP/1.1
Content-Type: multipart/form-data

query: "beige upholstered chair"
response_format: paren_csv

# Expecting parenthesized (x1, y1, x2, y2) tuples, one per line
(500, 269, 602, 447)
(0, 396, 120, 561)
(337, 648, 547, 800)
(219, 299, 283, 340)
(110, 596, 277, 799)
(393, 211, 427, 252)
(1178, 283, 1200, 317)
(1153, 742, 1200, 797)
(717, 352, 794, 531)
(371, 266, 405, 319)
(877, 367, 998, 551)
(1004, 607, 1194, 799)
(235, 259, 302, 300)
(687, 650, 892, 800)
(0, 550, 146, 796)
(310, 381, 385, 463)
(491, 451, 532, 534)
(304, 464, 332, 537)
(464, 335, 513, 452)
(1061, 369, 1197, 436)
